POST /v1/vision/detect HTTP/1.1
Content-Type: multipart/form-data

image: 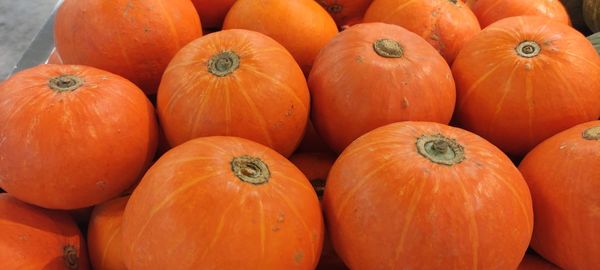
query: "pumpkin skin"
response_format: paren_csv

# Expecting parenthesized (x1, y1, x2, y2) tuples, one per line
(452, 16, 600, 158)
(518, 253, 561, 270)
(122, 136, 324, 270)
(518, 121, 600, 270)
(471, 0, 570, 28)
(223, 0, 338, 75)
(363, 0, 481, 63)
(191, 0, 236, 30)
(323, 121, 534, 270)
(316, 0, 373, 28)
(0, 64, 158, 209)
(157, 29, 309, 157)
(88, 196, 129, 270)
(309, 23, 456, 153)
(0, 193, 90, 270)
(54, 0, 202, 95)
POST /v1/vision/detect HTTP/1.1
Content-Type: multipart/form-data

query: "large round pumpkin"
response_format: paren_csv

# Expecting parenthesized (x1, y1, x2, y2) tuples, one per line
(0, 64, 158, 209)
(88, 196, 129, 270)
(363, 0, 481, 63)
(323, 121, 533, 269)
(54, 0, 202, 94)
(309, 23, 456, 153)
(191, 0, 236, 30)
(316, 0, 373, 28)
(122, 136, 324, 269)
(223, 0, 338, 75)
(0, 193, 90, 269)
(518, 253, 561, 270)
(452, 16, 600, 158)
(157, 29, 309, 157)
(471, 0, 570, 28)
(518, 121, 600, 270)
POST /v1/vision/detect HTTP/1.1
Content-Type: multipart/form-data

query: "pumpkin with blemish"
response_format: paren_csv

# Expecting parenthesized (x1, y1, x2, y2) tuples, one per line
(323, 121, 533, 269)
(122, 136, 324, 269)
(363, 0, 481, 63)
(519, 121, 600, 270)
(0, 193, 90, 270)
(88, 196, 129, 270)
(471, 0, 570, 28)
(157, 29, 310, 157)
(0, 64, 158, 209)
(54, 0, 202, 94)
(316, 0, 373, 28)
(309, 23, 456, 153)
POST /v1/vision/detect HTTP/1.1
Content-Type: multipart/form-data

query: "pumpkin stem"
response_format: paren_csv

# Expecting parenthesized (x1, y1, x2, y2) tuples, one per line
(516, 41, 541, 58)
(416, 134, 465, 166)
(208, 51, 240, 77)
(231, 156, 270, 185)
(583, 126, 600, 140)
(310, 178, 326, 198)
(49, 75, 83, 92)
(63, 245, 79, 270)
(373, 39, 404, 58)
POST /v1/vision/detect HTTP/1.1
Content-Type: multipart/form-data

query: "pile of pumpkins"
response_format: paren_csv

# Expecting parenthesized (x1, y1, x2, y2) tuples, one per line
(1, 0, 600, 269)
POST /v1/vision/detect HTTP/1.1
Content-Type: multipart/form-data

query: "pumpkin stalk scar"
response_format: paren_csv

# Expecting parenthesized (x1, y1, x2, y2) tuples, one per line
(231, 156, 270, 185)
(416, 134, 465, 165)
(208, 51, 240, 77)
(373, 39, 404, 58)
(63, 245, 79, 269)
(49, 75, 84, 92)
(516, 41, 541, 58)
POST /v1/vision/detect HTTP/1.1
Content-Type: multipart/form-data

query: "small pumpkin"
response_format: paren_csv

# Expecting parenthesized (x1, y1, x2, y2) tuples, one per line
(88, 196, 129, 270)
(519, 121, 600, 270)
(191, 0, 236, 30)
(223, 0, 338, 75)
(0, 193, 90, 269)
(54, 0, 202, 94)
(316, 0, 373, 28)
(323, 121, 533, 269)
(471, 0, 570, 28)
(518, 253, 562, 270)
(587, 32, 600, 54)
(452, 16, 600, 158)
(0, 64, 158, 209)
(157, 29, 310, 157)
(309, 23, 456, 153)
(122, 136, 324, 269)
(363, 0, 481, 63)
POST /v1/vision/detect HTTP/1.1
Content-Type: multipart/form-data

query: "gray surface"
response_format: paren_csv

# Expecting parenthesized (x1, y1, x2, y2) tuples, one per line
(0, 0, 57, 80)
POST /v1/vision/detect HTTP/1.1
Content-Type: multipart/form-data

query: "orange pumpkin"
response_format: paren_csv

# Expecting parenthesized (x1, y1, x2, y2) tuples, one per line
(452, 16, 600, 158)
(157, 29, 309, 157)
(223, 0, 338, 75)
(316, 0, 373, 28)
(518, 253, 561, 270)
(191, 0, 236, 30)
(88, 196, 129, 270)
(54, 0, 202, 95)
(519, 121, 600, 270)
(363, 0, 481, 63)
(309, 23, 456, 153)
(0, 64, 158, 209)
(323, 121, 533, 269)
(122, 136, 324, 269)
(470, 0, 570, 28)
(0, 193, 90, 269)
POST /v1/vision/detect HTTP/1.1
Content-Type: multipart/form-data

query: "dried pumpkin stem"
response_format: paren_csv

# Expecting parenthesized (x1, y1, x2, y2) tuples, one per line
(373, 39, 404, 58)
(63, 245, 79, 270)
(231, 156, 270, 185)
(516, 41, 541, 58)
(416, 134, 465, 166)
(583, 126, 600, 140)
(208, 51, 240, 77)
(49, 75, 83, 92)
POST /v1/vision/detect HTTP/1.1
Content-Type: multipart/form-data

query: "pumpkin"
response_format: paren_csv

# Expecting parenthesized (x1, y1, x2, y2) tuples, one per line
(121, 136, 324, 269)
(88, 196, 129, 270)
(561, 0, 589, 32)
(223, 0, 338, 75)
(290, 152, 347, 270)
(191, 0, 236, 30)
(296, 121, 333, 154)
(588, 32, 600, 54)
(452, 16, 600, 158)
(47, 48, 63, 64)
(0, 64, 158, 209)
(518, 121, 600, 270)
(309, 23, 456, 153)
(471, 0, 570, 28)
(584, 0, 600, 31)
(323, 121, 533, 269)
(54, 0, 202, 95)
(316, 0, 373, 28)
(0, 193, 90, 269)
(363, 0, 481, 63)
(518, 253, 562, 270)
(157, 29, 309, 157)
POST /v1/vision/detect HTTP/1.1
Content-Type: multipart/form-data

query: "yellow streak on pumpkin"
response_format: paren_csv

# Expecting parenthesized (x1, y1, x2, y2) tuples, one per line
(232, 77, 275, 148)
(335, 140, 401, 164)
(525, 68, 536, 147)
(100, 223, 122, 269)
(393, 175, 426, 263)
(458, 63, 504, 108)
(224, 83, 232, 135)
(456, 172, 479, 270)
(258, 198, 266, 262)
(156, 0, 182, 49)
(490, 170, 533, 233)
(243, 66, 309, 113)
(487, 62, 519, 137)
(195, 195, 242, 263)
(272, 173, 314, 194)
(382, 0, 419, 23)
